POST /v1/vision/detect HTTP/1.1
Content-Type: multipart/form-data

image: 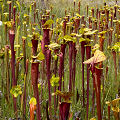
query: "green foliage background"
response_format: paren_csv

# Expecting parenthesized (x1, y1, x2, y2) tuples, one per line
(0, 0, 120, 119)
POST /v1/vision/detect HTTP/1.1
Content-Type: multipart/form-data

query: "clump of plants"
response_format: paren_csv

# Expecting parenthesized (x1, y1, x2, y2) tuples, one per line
(0, 0, 120, 120)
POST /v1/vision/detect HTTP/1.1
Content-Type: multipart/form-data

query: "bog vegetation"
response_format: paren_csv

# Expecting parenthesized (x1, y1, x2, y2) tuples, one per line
(0, 0, 120, 120)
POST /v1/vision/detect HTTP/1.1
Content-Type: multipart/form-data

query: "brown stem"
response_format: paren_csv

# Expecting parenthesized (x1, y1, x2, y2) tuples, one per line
(78, 1, 80, 14)
(87, 5, 89, 17)
(46, 50, 52, 119)
(31, 62, 41, 120)
(22, 37, 26, 73)
(9, 30, 17, 115)
(9, 2, 11, 21)
(22, 59, 29, 119)
(13, 6, 16, 27)
(5, 45, 10, 103)
(108, 105, 110, 120)
(92, 8, 94, 18)
(96, 8, 99, 19)
(69, 41, 73, 92)
(16, 60, 20, 85)
(108, 29, 113, 46)
(41, 28, 50, 55)
(5, 24, 8, 44)
(74, 18, 80, 33)
(74, 1, 75, 11)
(72, 43, 77, 99)
(30, 104, 36, 120)
(86, 45, 91, 120)
(93, 66, 102, 120)
(54, 49, 59, 119)
(61, 44, 66, 90)
(63, 19, 67, 36)
(114, 6, 117, 18)
(59, 102, 70, 120)
(81, 41, 86, 106)
(99, 36, 104, 51)
(59, 52, 64, 102)
(46, 100, 50, 120)
(111, 15, 113, 28)
(31, 39, 38, 56)
(34, 2, 36, 23)
(112, 50, 117, 81)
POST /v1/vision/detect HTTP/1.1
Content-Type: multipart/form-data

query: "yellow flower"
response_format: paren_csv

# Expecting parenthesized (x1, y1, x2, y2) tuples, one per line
(90, 117, 96, 120)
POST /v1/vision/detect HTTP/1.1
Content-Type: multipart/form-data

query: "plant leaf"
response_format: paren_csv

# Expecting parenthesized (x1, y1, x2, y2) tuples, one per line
(48, 43, 60, 50)
(64, 35, 76, 42)
(16, 1, 21, 13)
(55, 90, 73, 102)
(10, 85, 22, 98)
(50, 75, 59, 87)
(44, 19, 54, 28)
(83, 50, 106, 64)
(37, 52, 45, 61)
(29, 97, 37, 105)
(76, 13, 81, 18)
